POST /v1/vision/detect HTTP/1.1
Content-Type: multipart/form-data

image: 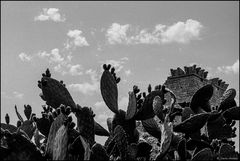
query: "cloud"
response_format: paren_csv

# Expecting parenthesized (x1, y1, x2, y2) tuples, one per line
(125, 70, 131, 76)
(34, 8, 65, 22)
(217, 60, 239, 74)
(101, 57, 129, 73)
(106, 23, 130, 44)
(161, 19, 203, 44)
(68, 64, 83, 76)
(65, 30, 89, 48)
(37, 48, 64, 63)
(19, 52, 32, 62)
(49, 48, 64, 63)
(13, 91, 24, 99)
(68, 69, 99, 95)
(105, 19, 203, 45)
(37, 48, 84, 76)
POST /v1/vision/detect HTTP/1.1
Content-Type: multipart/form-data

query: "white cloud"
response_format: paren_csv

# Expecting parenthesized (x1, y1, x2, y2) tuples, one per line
(105, 19, 203, 45)
(161, 19, 203, 44)
(49, 48, 64, 63)
(217, 60, 239, 74)
(125, 70, 131, 76)
(37, 48, 64, 63)
(68, 69, 99, 95)
(34, 8, 65, 22)
(68, 83, 98, 95)
(37, 51, 50, 58)
(13, 91, 24, 99)
(106, 23, 130, 44)
(68, 64, 83, 76)
(66, 30, 89, 48)
(37, 48, 85, 76)
(19, 52, 32, 62)
(102, 57, 129, 73)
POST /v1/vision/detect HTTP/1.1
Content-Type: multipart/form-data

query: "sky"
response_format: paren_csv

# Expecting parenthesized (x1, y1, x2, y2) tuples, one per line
(1, 1, 239, 151)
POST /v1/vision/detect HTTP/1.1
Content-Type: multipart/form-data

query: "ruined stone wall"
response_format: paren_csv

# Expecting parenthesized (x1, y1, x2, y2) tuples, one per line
(164, 65, 228, 108)
(136, 65, 230, 159)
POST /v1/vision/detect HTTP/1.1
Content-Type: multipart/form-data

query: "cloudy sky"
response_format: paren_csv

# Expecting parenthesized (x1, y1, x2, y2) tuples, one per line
(1, 1, 239, 150)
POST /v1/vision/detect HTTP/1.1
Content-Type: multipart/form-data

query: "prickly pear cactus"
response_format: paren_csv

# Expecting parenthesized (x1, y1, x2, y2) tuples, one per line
(90, 143, 109, 160)
(38, 68, 76, 111)
(173, 113, 210, 134)
(190, 84, 213, 114)
(125, 91, 137, 120)
(75, 105, 95, 147)
(141, 117, 161, 139)
(114, 125, 129, 160)
(1, 128, 43, 160)
(14, 105, 36, 139)
(191, 148, 213, 161)
(100, 64, 119, 114)
(219, 143, 238, 159)
(45, 111, 67, 158)
(52, 124, 69, 160)
(218, 88, 237, 112)
(222, 106, 240, 120)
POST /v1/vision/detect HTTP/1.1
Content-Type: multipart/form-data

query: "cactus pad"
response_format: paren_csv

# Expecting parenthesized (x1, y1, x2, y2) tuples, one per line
(45, 113, 67, 158)
(75, 106, 95, 146)
(222, 106, 240, 120)
(100, 65, 119, 114)
(141, 117, 161, 139)
(125, 91, 137, 120)
(94, 121, 110, 136)
(38, 69, 76, 111)
(153, 96, 164, 122)
(190, 84, 213, 113)
(219, 143, 238, 159)
(90, 143, 109, 160)
(173, 113, 210, 134)
(114, 125, 128, 160)
(218, 88, 237, 112)
(52, 124, 69, 160)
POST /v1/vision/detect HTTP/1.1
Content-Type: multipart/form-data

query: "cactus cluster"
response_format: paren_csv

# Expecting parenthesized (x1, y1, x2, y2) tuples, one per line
(1, 65, 239, 160)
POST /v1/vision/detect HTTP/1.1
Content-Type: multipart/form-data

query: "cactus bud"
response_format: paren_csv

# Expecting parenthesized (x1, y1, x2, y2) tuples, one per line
(137, 93, 142, 100)
(17, 120, 22, 127)
(103, 64, 107, 70)
(49, 114, 54, 123)
(133, 85, 139, 94)
(137, 99, 143, 105)
(143, 92, 146, 98)
(52, 111, 58, 118)
(57, 108, 61, 115)
(5, 113, 10, 124)
(24, 104, 32, 120)
(65, 106, 71, 115)
(42, 80, 47, 86)
(116, 77, 121, 84)
(60, 104, 66, 114)
(67, 116, 72, 123)
(107, 64, 111, 70)
(111, 67, 115, 74)
(148, 84, 152, 93)
(46, 68, 51, 77)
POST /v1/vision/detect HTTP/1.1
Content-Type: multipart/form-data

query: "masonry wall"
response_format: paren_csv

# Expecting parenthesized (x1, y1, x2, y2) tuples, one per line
(163, 65, 228, 108)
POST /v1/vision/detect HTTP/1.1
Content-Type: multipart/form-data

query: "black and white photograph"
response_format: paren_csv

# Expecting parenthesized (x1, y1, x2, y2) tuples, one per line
(1, 1, 239, 160)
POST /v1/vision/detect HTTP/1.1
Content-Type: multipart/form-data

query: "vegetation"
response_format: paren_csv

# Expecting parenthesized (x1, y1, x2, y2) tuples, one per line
(1, 64, 239, 160)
